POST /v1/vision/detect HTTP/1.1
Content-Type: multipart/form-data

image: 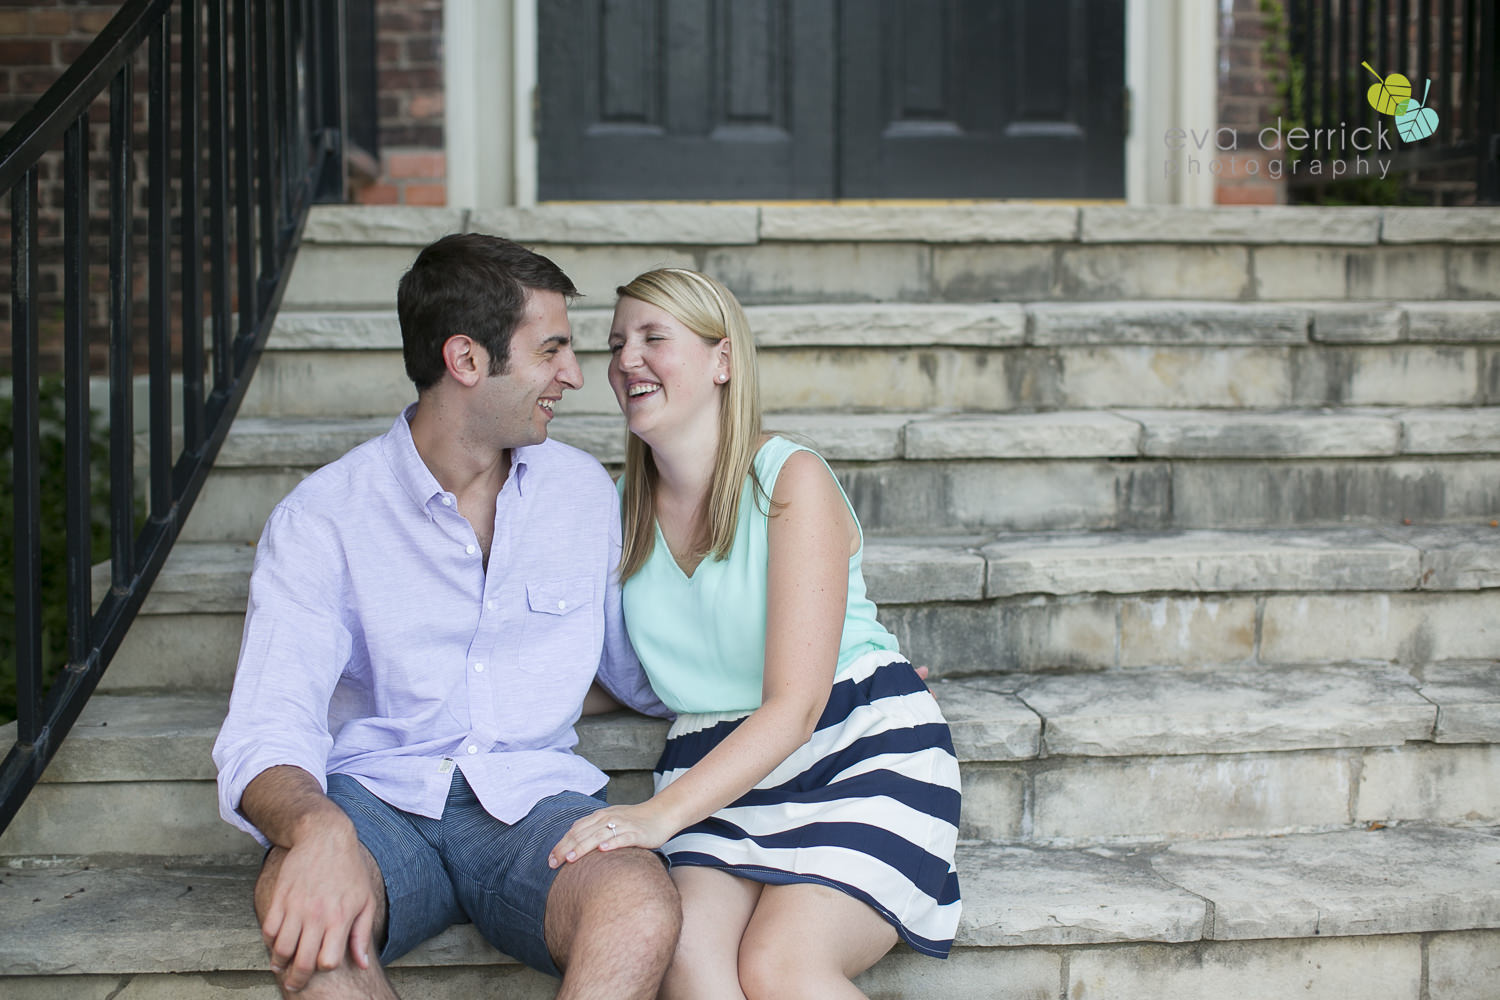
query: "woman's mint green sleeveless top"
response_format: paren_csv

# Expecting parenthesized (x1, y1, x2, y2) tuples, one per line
(622, 437, 900, 714)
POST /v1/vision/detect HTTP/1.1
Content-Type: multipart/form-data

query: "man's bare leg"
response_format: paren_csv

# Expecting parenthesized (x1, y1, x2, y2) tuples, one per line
(255, 843, 399, 999)
(544, 847, 680, 1000)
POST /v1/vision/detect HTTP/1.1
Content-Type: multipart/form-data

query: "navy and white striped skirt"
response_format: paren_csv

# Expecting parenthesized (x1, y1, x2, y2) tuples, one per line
(652, 650, 962, 958)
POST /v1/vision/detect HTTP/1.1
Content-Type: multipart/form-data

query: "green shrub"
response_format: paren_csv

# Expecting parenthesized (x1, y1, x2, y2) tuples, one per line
(0, 378, 112, 726)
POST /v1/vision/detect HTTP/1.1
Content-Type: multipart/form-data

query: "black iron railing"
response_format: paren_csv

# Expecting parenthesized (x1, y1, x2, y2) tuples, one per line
(1285, 0, 1499, 201)
(1, 0, 346, 831)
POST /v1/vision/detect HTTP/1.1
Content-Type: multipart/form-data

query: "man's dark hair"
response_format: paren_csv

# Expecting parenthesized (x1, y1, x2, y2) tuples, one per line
(397, 233, 578, 391)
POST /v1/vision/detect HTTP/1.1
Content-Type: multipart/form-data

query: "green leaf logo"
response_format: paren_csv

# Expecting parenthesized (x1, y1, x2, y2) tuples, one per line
(1396, 79, 1439, 142)
(1362, 61, 1412, 114)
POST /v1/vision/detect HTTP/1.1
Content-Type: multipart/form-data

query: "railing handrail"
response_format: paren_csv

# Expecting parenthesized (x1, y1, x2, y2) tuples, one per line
(0, 0, 171, 196)
(2, 0, 346, 833)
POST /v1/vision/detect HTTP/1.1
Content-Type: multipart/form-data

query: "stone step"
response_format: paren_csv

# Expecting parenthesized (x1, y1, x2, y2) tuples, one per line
(181, 408, 1500, 542)
(241, 301, 1500, 417)
(277, 204, 1500, 312)
(99, 528, 1500, 691)
(3, 824, 1497, 998)
(7, 663, 1495, 857)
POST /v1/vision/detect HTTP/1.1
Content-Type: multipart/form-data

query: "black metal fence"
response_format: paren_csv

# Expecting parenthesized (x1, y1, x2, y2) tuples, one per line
(1, 0, 346, 831)
(1285, 0, 1499, 201)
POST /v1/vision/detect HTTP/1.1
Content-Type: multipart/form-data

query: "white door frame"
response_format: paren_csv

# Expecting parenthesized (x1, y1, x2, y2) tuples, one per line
(443, 0, 530, 207)
(1126, 0, 1220, 206)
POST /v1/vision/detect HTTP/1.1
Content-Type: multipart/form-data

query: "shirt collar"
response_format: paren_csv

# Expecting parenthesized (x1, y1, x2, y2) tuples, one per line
(382, 404, 539, 514)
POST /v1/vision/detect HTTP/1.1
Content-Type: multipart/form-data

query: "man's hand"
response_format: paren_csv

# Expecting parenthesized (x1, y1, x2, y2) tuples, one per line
(242, 766, 384, 992)
(260, 823, 380, 991)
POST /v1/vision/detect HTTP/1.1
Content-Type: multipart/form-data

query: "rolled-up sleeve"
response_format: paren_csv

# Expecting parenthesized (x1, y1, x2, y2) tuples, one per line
(593, 490, 672, 720)
(212, 503, 354, 845)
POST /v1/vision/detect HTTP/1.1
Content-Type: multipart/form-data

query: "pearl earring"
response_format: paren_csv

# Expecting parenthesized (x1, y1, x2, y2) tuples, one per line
(716, 374, 727, 383)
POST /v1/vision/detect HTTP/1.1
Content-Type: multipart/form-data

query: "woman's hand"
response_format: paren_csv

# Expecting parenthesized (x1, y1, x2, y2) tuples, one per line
(548, 802, 680, 868)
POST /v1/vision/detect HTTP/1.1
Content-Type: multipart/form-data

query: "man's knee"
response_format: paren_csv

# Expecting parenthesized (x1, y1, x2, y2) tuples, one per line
(547, 848, 681, 959)
(620, 853, 681, 950)
(253, 842, 389, 944)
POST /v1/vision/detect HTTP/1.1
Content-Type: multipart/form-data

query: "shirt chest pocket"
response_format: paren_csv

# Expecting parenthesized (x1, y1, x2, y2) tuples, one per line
(520, 578, 598, 669)
(527, 580, 589, 617)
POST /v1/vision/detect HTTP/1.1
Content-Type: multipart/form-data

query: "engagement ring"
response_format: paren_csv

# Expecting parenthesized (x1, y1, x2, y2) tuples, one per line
(606, 822, 617, 831)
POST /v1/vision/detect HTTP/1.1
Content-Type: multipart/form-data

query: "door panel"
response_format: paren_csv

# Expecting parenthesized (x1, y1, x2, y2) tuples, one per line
(539, 0, 836, 199)
(838, 0, 1125, 198)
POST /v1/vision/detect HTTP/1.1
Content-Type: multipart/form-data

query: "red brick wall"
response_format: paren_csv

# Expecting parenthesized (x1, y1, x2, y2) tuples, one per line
(353, 0, 447, 206)
(1217, 0, 1289, 205)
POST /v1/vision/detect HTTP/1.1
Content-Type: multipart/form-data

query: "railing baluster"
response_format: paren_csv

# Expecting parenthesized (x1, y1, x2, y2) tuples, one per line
(209, 0, 233, 396)
(1436, 0, 1452, 146)
(10, 169, 43, 745)
(1337, 0, 1351, 136)
(147, 19, 172, 524)
(1319, 0, 1333, 142)
(1398, 0, 1410, 69)
(234, 0, 258, 341)
(108, 64, 136, 592)
(278, 0, 294, 225)
(312, 0, 347, 201)
(181, 0, 206, 457)
(1479, 2, 1498, 201)
(1377, 0, 1389, 84)
(1357, 1, 1371, 126)
(301, 0, 317, 183)
(63, 118, 93, 676)
(1461, 0, 1475, 145)
(257, 0, 280, 282)
(1417, 0, 1431, 97)
(1295, 1, 1314, 142)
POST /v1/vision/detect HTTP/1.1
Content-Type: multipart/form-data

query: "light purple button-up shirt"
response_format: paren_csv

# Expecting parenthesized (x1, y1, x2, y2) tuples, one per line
(213, 408, 668, 846)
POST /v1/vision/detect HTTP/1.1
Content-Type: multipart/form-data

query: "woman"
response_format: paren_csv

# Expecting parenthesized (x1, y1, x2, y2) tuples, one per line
(549, 268, 961, 998)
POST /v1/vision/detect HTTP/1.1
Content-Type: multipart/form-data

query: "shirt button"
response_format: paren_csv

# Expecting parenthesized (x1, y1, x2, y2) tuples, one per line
(556, 599, 567, 611)
(486, 600, 497, 610)
(465, 544, 477, 555)
(441, 496, 453, 507)
(466, 745, 478, 754)
(473, 662, 484, 673)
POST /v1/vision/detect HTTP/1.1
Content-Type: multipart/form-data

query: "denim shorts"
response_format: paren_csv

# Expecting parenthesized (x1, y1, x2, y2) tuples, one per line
(324, 770, 607, 976)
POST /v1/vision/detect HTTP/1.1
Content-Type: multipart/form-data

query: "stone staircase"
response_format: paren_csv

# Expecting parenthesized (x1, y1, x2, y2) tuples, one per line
(3, 204, 1499, 998)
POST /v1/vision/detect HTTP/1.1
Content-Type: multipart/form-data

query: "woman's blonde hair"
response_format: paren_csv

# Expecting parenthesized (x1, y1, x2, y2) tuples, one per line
(615, 268, 769, 580)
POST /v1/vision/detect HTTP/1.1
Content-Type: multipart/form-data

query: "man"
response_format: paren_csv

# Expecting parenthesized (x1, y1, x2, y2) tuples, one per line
(213, 233, 680, 999)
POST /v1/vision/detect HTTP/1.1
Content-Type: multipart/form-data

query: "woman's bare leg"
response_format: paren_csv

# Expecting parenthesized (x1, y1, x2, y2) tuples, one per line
(737, 883, 899, 1000)
(659, 866, 763, 1000)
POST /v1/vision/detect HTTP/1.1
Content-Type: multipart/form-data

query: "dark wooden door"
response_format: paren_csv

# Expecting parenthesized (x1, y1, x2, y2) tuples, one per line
(538, 0, 837, 200)
(839, 0, 1125, 198)
(538, 0, 1124, 200)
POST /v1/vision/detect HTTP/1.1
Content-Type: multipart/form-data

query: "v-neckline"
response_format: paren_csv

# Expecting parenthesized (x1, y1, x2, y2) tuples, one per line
(653, 436, 779, 581)
(656, 520, 705, 580)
